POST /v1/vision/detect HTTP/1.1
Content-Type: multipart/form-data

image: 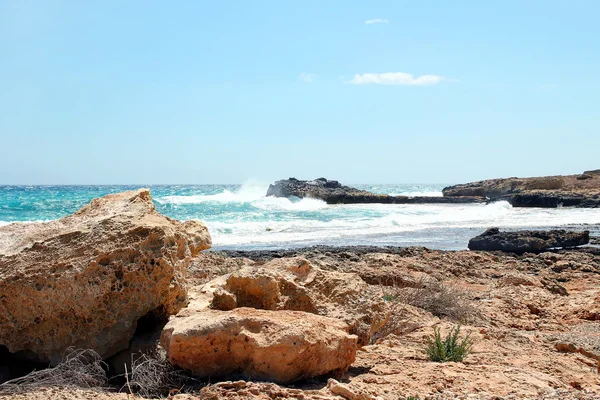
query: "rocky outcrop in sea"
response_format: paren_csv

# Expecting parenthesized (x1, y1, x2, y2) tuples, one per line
(267, 177, 485, 204)
(443, 170, 600, 208)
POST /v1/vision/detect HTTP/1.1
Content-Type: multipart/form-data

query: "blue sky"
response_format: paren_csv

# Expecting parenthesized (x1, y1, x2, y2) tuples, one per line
(1, 0, 599, 184)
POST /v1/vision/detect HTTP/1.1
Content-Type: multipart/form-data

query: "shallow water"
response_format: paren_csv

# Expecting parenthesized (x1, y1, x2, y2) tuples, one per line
(1, 182, 599, 250)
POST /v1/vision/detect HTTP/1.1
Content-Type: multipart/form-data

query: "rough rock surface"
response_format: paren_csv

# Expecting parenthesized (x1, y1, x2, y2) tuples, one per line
(207, 257, 390, 345)
(0, 189, 211, 364)
(267, 177, 484, 204)
(160, 307, 357, 383)
(443, 171, 600, 208)
(197, 246, 600, 398)
(4, 245, 600, 398)
(468, 228, 589, 253)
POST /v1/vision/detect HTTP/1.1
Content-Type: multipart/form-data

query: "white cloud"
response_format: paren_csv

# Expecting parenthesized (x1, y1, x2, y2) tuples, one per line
(365, 18, 389, 24)
(299, 72, 317, 83)
(347, 72, 445, 86)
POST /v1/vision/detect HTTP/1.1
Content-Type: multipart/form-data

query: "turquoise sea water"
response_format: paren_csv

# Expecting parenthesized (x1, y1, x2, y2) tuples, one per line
(1, 183, 599, 250)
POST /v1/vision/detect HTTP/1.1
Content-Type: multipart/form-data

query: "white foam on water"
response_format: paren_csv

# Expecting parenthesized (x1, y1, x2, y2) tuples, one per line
(0, 219, 54, 227)
(388, 191, 444, 197)
(252, 196, 328, 211)
(155, 180, 329, 211)
(155, 180, 270, 205)
(206, 201, 600, 247)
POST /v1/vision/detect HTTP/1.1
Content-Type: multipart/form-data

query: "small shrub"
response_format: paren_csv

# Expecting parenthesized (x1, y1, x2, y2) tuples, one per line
(425, 325, 473, 362)
(383, 294, 398, 302)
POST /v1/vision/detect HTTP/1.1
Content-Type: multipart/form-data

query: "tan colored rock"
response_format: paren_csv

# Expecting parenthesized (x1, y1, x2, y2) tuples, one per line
(209, 257, 390, 345)
(160, 307, 357, 383)
(553, 323, 600, 361)
(327, 378, 378, 400)
(499, 272, 541, 287)
(0, 189, 211, 364)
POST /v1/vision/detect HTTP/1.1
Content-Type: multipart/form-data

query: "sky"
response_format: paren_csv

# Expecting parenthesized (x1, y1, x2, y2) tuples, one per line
(1, 0, 599, 185)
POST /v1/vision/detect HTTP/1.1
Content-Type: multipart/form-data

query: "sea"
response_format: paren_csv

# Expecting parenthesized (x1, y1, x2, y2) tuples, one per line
(1, 182, 599, 250)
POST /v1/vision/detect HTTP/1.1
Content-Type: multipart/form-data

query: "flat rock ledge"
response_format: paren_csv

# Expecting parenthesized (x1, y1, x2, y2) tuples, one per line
(0, 189, 211, 364)
(267, 177, 484, 205)
(160, 308, 357, 383)
(468, 227, 589, 254)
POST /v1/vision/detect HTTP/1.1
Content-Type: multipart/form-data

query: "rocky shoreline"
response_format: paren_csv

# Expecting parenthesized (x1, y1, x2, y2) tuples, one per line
(1, 189, 600, 399)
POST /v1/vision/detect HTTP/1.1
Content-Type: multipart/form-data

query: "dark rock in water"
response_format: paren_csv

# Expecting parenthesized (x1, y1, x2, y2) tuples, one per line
(267, 178, 484, 205)
(577, 174, 593, 180)
(510, 192, 600, 208)
(468, 228, 590, 253)
(583, 169, 600, 175)
(266, 177, 364, 200)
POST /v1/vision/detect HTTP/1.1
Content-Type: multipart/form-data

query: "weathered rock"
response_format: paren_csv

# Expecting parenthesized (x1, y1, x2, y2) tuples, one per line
(208, 257, 390, 345)
(160, 308, 357, 383)
(0, 189, 211, 364)
(509, 191, 600, 208)
(267, 177, 484, 205)
(553, 323, 600, 362)
(443, 176, 564, 198)
(327, 378, 377, 400)
(468, 228, 589, 254)
(443, 172, 600, 208)
(577, 174, 593, 180)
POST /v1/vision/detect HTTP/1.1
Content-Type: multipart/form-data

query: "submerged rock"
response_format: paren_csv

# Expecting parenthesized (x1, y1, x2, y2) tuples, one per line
(468, 227, 589, 254)
(0, 189, 211, 364)
(160, 307, 357, 383)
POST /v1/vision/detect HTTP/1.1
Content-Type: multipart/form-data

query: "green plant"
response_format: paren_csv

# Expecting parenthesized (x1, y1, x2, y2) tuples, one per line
(425, 325, 473, 362)
(383, 294, 398, 302)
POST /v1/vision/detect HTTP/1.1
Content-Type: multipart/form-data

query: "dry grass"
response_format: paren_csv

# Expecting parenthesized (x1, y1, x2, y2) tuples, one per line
(372, 278, 479, 343)
(0, 348, 108, 395)
(0, 348, 200, 399)
(388, 278, 478, 322)
(121, 351, 194, 398)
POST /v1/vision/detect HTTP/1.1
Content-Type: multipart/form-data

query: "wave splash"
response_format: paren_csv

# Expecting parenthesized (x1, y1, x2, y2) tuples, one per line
(155, 181, 328, 211)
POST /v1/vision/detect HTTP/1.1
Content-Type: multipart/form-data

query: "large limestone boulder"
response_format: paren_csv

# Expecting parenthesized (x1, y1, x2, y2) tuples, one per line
(0, 189, 211, 364)
(468, 227, 589, 254)
(209, 257, 390, 345)
(160, 307, 357, 383)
